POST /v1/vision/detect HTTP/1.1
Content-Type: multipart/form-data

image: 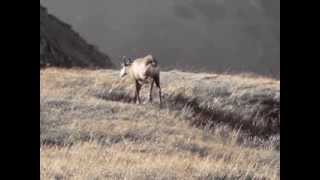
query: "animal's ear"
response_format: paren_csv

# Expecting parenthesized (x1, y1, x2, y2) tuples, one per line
(120, 58, 127, 66)
(120, 56, 127, 62)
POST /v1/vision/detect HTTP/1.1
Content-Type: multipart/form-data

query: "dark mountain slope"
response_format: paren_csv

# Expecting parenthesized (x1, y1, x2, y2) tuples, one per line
(40, 0, 279, 77)
(40, 4, 113, 68)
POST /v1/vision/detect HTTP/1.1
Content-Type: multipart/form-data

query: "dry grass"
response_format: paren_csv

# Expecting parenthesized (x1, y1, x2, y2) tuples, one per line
(40, 68, 280, 180)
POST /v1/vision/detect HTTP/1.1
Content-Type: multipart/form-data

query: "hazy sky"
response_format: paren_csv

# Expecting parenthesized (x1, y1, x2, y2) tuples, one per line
(40, 0, 279, 76)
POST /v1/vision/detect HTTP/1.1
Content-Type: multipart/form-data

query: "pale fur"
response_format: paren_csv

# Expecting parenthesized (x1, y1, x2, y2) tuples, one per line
(120, 54, 162, 106)
(127, 55, 159, 82)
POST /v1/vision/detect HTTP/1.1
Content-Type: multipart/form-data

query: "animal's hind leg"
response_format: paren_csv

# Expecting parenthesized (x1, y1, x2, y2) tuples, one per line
(134, 81, 142, 104)
(154, 75, 162, 107)
(149, 79, 154, 103)
(133, 82, 138, 103)
(137, 82, 142, 104)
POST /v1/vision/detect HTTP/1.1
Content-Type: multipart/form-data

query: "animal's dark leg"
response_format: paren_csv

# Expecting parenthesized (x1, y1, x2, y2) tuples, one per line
(154, 75, 162, 107)
(134, 81, 141, 104)
(149, 79, 154, 103)
(134, 81, 138, 103)
(136, 81, 142, 104)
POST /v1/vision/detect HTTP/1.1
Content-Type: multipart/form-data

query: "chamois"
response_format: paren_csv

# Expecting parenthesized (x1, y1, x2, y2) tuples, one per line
(119, 55, 162, 106)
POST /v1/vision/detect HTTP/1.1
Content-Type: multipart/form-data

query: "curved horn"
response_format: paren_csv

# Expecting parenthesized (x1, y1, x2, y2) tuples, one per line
(119, 56, 126, 66)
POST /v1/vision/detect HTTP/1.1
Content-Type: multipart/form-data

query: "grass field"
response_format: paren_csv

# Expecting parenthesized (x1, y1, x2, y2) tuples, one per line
(40, 68, 280, 180)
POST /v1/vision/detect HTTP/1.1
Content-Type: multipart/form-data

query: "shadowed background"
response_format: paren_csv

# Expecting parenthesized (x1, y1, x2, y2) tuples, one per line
(40, 0, 279, 77)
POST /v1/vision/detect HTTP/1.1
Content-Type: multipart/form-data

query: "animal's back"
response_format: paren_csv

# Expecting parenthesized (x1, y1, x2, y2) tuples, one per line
(142, 55, 160, 77)
(130, 55, 159, 80)
(128, 58, 147, 80)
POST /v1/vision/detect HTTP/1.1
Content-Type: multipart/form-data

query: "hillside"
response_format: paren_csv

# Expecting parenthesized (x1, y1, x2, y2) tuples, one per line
(41, 68, 280, 179)
(40, 4, 113, 68)
(40, 0, 279, 77)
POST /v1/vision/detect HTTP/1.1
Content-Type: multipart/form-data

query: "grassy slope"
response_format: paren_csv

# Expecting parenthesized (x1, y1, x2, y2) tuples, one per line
(40, 68, 280, 180)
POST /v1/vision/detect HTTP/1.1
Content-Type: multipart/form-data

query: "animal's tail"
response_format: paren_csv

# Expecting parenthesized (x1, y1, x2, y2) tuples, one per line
(151, 59, 157, 67)
(144, 54, 159, 68)
(146, 58, 158, 67)
(152, 57, 158, 67)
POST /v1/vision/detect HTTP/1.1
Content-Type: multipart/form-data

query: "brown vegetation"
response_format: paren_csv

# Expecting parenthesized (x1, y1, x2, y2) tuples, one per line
(40, 68, 279, 180)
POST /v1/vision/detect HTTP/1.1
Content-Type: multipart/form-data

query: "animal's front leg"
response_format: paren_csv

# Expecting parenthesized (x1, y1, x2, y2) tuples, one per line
(137, 85, 142, 104)
(135, 81, 142, 104)
(133, 89, 138, 104)
(149, 80, 154, 103)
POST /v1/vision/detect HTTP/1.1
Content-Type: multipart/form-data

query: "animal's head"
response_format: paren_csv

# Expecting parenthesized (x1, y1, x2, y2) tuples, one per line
(119, 56, 132, 78)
